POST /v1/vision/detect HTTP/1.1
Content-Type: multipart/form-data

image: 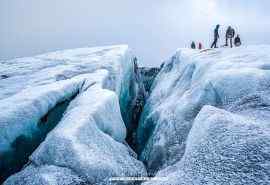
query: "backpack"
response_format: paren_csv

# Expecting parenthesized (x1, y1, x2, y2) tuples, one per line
(227, 28, 235, 38)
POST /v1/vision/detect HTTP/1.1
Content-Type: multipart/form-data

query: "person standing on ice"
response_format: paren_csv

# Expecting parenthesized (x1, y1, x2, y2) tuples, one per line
(225, 26, 235, 48)
(211, 24, 220, 48)
(234, 34, 242, 47)
(198, 42, 203, 50)
(191, 41, 196, 49)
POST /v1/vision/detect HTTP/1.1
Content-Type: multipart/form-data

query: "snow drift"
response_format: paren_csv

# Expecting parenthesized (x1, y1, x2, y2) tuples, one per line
(139, 46, 270, 184)
(1, 45, 147, 184)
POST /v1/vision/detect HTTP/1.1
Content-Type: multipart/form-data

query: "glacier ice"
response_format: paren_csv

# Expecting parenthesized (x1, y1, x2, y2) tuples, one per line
(4, 165, 85, 185)
(18, 80, 146, 184)
(2, 44, 270, 185)
(0, 76, 85, 181)
(139, 67, 160, 94)
(138, 46, 270, 184)
(1, 45, 147, 184)
(143, 106, 270, 185)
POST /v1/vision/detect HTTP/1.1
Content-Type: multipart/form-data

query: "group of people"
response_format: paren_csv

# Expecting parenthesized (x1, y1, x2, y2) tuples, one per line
(191, 41, 203, 50)
(211, 24, 241, 48)
(191, 24, 242, 50)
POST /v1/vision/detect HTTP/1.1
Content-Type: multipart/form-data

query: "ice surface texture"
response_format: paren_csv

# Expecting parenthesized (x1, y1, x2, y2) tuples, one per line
(1, 45, 146, 184)
(4, 165, 85, 185)
(139, 46, 270, 184)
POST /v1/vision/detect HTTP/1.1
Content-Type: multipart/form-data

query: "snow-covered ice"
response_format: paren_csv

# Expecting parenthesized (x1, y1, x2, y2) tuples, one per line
(139, 45, 270, 184)
(0, 76, 85, 153)
(2, 44, 270, 185)
(143, 105, 270, 185)
(4, 165, 85, 185)
(1, 45, 147, 184)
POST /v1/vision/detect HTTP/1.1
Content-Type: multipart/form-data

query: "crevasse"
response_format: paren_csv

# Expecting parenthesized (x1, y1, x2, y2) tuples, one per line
(1, 45, 150, 185)
(2, 45, 270, 185)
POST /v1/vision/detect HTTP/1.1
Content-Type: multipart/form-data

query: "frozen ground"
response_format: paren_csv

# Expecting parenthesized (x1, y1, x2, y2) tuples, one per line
(139, 45, 270, 184)
(0, 45, 147, 184)
(1, 44, 270, 185)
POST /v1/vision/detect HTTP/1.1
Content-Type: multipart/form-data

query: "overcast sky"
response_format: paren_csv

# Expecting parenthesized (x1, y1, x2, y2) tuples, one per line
(1, 0, 270, 66)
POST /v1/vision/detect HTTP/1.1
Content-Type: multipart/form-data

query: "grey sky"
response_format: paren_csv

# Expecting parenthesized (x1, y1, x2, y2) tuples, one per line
(1, 0, 270, 66)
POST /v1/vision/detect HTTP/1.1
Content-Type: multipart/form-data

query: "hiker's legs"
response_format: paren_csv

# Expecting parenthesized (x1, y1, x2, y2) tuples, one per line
(214, 38, 218, 48)
(211, 38, 217, 48)
(225, 37, 228, 46)
(230, 38, 233, 48)
(211, 41, 215, 48)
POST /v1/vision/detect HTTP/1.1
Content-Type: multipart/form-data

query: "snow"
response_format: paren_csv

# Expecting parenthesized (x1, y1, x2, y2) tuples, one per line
(0, 45, 135, 98)
(3, 43, 270, 184)
(19, 80, 146, 184)
(138, 45, 270, 184)
(0, 45, 131, 153)
(1, 45, 147, 184)
(0, 75, 86, 153)
(144, 106, 270, 185)
(4, 165, 85, 185)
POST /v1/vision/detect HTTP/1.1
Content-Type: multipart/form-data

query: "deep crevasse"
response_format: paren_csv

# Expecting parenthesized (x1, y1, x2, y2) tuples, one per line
(1, 45, 270, 185)
(0, 45, 147, 184)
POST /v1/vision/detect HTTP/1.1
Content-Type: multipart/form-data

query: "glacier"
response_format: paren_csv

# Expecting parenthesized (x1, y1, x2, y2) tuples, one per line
(1, 44, 270, 185)
(0, 45, 147, 184)
(139, 46, 270, 184)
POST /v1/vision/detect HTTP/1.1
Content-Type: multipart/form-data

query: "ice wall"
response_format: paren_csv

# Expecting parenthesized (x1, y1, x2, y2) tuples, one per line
(138, 46, 270, 184)
(1, 45, 147, 184)
(139, 67, 160, 94)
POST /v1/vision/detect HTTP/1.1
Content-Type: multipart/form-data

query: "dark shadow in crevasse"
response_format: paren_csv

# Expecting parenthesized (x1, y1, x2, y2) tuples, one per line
(0, 93, 78, 183)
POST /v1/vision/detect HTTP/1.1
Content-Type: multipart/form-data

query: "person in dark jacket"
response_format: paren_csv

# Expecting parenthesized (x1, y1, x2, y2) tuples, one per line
(191, 41, 196, 49)
(225, 26, 235, 48)
(234, 34, 242, 47)
(198, 42, 203, 50)
(211, 24, 220, 48)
